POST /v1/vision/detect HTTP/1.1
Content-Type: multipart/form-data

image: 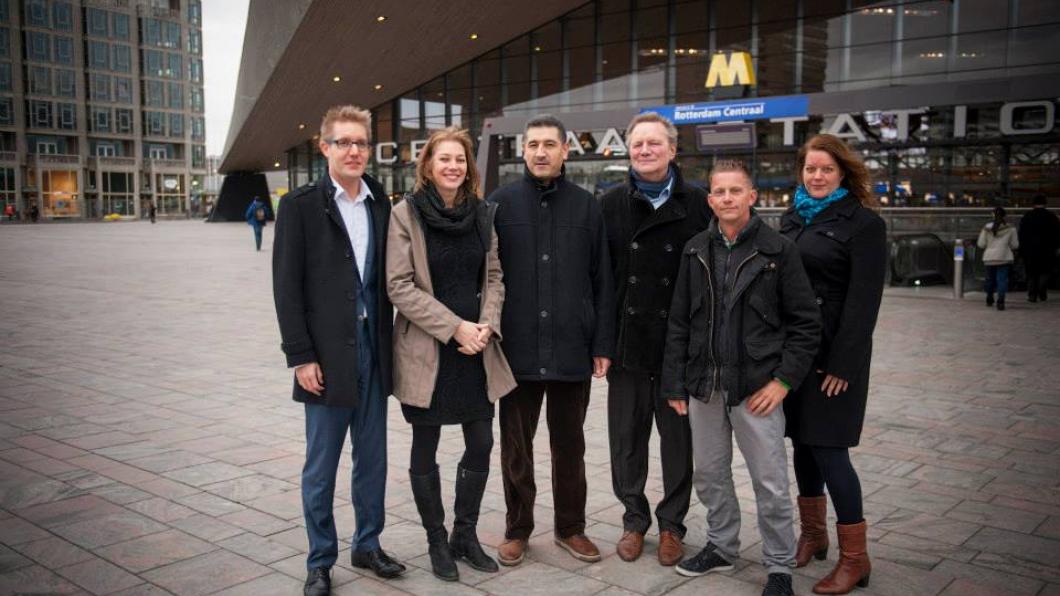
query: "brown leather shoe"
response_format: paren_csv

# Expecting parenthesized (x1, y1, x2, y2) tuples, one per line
(796, 495, 830, 567)
(657, 530, 684, 566)
(497, 538, 527, 567)
(554, 533, 601, 562)
(813, 521, 871, 594)
(616, 531, 644, 562)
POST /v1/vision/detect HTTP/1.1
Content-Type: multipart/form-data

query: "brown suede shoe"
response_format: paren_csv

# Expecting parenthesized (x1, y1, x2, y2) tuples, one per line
(497, 538, 527, 567)
(657, 530, 684, 566)
(554, 533, 602, 562)
(616, 530, 644, 562)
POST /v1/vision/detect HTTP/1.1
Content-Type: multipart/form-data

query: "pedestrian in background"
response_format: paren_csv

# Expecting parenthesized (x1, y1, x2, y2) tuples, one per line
(386, 127, 514, 582)
(661, 159, 820, 596)
(245, 196, 267, 251)
(1018, 194, 1059, 303)
(30, 204, 39, 222)
(977, 206, 1019, 311)
(488, 114, 614, 566)
(599, 112, 711, 566)
(148, 202, 157, 224)
(779, 134, 886, 594)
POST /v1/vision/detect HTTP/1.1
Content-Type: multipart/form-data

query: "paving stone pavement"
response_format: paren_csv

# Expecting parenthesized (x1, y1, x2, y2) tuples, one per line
(1, 220, 1058, 596)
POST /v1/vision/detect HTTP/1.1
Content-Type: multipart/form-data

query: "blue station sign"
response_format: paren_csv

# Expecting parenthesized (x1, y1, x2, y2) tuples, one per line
(642, 95, 810, 125)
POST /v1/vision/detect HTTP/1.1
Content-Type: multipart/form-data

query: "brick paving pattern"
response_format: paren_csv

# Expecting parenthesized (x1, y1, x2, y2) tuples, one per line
(1, 221, 1058, 595)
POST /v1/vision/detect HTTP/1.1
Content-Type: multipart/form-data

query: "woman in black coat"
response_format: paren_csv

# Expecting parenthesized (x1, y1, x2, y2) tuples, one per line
(778, 134, 886, 595)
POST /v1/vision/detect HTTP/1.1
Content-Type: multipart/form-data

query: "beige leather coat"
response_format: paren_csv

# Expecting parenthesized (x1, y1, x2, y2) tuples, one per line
(385, 198, 516, 408)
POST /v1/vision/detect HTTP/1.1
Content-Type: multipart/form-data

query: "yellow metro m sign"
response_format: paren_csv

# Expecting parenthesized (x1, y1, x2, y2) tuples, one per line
(705, 51, 756, 88)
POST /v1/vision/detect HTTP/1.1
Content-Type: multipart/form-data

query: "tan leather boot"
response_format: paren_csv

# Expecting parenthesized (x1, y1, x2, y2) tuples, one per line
(813, 521, 871, 594)
(795, 495, 829, 567)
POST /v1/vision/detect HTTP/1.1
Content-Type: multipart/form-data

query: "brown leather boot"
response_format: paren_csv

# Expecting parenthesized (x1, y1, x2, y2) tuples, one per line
(497, 538, 527, 566)
(795, 495, 829, 567)
(813, 521, 870, 594)
(657, 530, 684, 566)
(616, 531, 644, 562)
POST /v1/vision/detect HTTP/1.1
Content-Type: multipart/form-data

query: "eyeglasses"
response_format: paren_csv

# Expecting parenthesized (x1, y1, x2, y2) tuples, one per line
(325, 138, 372, 153)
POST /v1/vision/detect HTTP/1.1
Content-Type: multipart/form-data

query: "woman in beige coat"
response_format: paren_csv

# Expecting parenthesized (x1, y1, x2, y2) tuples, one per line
(977, 206, 1019, 311)
(386, 126, 515, 582)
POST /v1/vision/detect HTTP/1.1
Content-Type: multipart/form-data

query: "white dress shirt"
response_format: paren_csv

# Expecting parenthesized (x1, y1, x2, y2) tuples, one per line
(330, 176, 373, 283)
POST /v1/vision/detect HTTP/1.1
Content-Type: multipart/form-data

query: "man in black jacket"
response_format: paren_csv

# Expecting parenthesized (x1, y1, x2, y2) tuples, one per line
(489, 114, 614, 566)
(273, 105, 405, 596)
(1019, 194, 1060, 302)
(660, 160, 819, 596)
(600, 112, 711, 566)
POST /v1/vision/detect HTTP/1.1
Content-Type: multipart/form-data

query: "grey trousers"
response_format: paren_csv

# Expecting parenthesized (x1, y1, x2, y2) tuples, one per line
(688, 395, 796, 575)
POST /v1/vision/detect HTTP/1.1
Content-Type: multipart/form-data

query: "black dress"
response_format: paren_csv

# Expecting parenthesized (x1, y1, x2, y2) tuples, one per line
(401, 223, 492, 425)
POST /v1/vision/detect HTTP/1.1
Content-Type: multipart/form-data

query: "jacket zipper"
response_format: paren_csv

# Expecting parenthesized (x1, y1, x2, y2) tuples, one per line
(725, 249, 760, 409)
(695, 251, 720, 404)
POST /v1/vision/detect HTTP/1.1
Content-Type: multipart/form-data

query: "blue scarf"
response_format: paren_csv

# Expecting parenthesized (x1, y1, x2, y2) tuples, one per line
(794, 185, 848, 224)
(632, 166, 674, 201)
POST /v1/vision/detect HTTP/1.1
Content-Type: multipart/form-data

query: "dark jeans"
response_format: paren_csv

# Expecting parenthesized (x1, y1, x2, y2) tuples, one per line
(792, 442, 863, 525)
(302, 319, 387, 570)
(499, 380, 590, 540)
(253, 225, 263, 250)
(607, 367, 693, 536)
(1026, 257, 1052, 300)
(984, 264, 1011, 299)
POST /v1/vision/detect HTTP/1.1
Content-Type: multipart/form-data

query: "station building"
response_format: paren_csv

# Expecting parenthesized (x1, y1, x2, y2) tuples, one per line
(221, 0, 1059, 230)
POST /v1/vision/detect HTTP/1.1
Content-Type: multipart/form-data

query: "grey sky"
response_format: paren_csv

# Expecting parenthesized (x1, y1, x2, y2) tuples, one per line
(203, 0, 250, 157)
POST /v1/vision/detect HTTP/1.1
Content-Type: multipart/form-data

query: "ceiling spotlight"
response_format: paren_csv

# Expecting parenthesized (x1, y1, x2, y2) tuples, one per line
(469, 33, 478, 40)
(298, 123, 306, 129)
(273, 161, 280, 168)
(373, 83, 383, 90)
(332, 75, 341, 82)
(376, 15, 386, 22)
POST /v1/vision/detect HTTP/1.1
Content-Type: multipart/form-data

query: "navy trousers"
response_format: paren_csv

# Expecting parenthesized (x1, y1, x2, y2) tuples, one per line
(302, 318, 387, 570)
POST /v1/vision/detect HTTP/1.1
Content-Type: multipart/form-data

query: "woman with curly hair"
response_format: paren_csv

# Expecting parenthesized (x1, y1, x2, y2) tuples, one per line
(779, 134, 887, 594)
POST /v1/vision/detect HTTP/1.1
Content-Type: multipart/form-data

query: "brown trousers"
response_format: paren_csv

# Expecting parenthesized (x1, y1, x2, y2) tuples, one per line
(499, 380, 590, 540)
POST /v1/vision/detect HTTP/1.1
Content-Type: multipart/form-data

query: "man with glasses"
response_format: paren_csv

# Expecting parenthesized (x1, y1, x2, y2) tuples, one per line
(273, 105, 405, 596)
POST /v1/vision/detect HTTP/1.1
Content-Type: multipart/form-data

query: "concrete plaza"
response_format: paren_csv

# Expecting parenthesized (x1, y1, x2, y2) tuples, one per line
(1, 220, 1058, 596)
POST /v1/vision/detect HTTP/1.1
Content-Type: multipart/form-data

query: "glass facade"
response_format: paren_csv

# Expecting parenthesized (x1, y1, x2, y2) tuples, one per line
(285, 0, 1058, 207)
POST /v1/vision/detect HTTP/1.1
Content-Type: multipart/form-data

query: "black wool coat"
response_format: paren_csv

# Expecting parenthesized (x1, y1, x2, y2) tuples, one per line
(600, 164, 712, 374)
(488, 168, 615, 382)
(272, 174, 394, 408)
(779, 197, 886, 447)
(1018, 207, 1060, 264)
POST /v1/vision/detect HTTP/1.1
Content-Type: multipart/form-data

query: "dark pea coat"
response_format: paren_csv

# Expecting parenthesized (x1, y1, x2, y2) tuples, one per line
(272, 174, 394, 408)
(600, 164, 712, 375)
(488, 168, 614, 381)
(779, 196, 886, 447)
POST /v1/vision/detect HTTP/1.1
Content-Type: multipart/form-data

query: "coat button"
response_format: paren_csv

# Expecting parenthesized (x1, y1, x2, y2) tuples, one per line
(630, 241, 639, 250)
(541, 253, 550, 262)
(826, 231, 835, 237)
(626, 307, 636, 315)
(816, 296, 824, 305)
(539, 367, 547, 374)
(540, 201, 548, 208)
(540, 310, 549, 318)
(476, 292, 482, 299)
(659, 310, 668, 318)
(661, 277, 670, 286)
(628, 275, 637, 284)
(664, 243, 673, 252)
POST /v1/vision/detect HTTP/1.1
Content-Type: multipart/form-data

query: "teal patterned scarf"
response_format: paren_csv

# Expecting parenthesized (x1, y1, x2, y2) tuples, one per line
(794, 185, 848, 224)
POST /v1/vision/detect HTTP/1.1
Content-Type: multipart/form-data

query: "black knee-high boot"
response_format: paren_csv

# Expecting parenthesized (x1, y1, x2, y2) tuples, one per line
(450, 466, 499, 572)
(409, 467, 459, 581)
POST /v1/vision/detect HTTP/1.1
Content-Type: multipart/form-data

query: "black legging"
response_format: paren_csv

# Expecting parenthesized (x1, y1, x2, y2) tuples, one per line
(410, 419, 494, 475)
(793, 442, 863, 525)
